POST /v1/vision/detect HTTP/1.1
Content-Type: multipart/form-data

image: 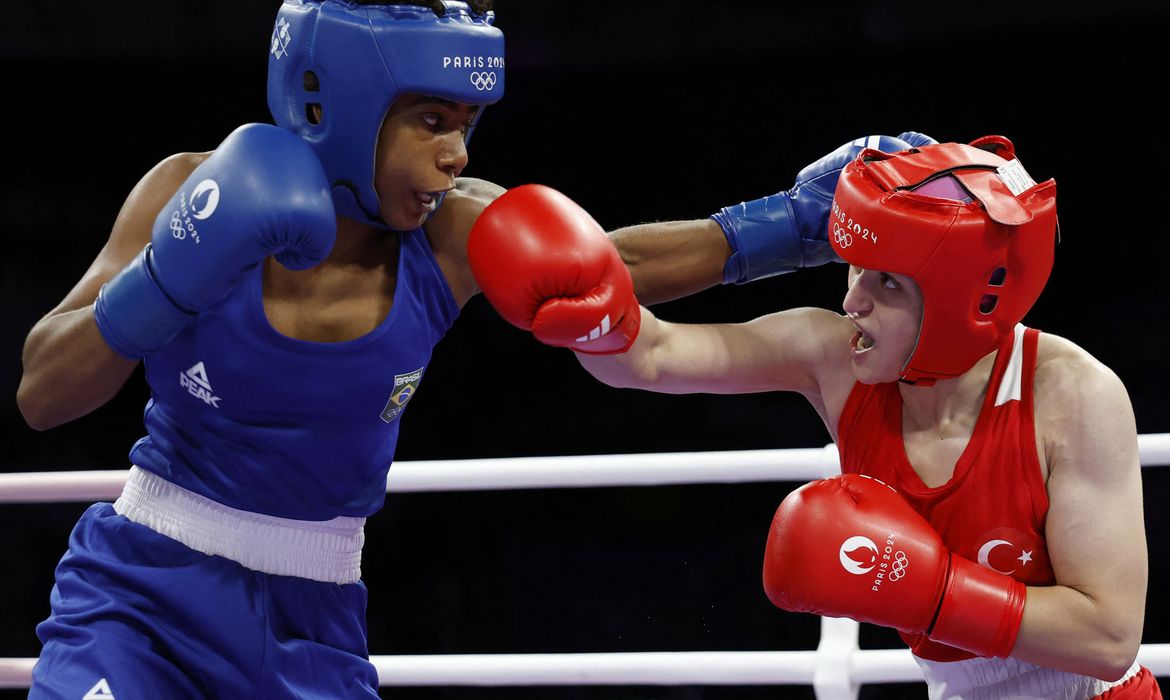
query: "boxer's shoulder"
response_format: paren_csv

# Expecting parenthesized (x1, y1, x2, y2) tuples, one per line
(1032, 331, 1134, 471)
(1033, 331, 1119, 400)
(120, 151, 213, 221)
(145, 151, 212, 188)
(425, 178, 504, 241)
(423, 177, 507, 306)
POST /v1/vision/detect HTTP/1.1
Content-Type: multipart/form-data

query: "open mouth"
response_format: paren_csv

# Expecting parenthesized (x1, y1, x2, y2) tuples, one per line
(851, 329, 875, 352)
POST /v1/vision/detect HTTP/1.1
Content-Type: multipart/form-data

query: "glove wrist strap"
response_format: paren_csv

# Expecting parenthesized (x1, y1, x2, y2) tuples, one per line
(94, 246, 196, 359)
(712, 193, 800, 285)
(929, 555, 1027, 658)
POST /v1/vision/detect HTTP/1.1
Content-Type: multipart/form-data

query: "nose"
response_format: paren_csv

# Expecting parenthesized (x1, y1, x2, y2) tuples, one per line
(437, 131, 469, 180)
(842, 269, 872, 318)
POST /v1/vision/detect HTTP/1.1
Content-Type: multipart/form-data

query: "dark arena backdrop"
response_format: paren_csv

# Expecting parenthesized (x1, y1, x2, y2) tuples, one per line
(2, 1, 1169, 698)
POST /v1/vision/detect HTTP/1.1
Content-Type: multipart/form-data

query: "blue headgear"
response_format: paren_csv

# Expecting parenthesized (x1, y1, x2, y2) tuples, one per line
(267, 0, 505, 227)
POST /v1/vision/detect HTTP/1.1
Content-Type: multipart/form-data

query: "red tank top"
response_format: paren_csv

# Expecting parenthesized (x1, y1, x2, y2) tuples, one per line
(836, 325, 1055, 662)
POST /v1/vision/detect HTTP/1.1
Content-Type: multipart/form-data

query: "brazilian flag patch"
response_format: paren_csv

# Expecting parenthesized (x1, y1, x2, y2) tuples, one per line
(380, 367, 424, 423)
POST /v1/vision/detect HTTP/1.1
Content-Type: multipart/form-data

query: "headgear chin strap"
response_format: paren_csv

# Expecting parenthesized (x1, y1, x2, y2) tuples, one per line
(268, 0, 505, 228)
(830, 136, 1058, 385)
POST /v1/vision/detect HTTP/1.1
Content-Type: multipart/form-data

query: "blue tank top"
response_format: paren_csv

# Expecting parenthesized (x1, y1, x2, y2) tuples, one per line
(129, 227, 458, 520)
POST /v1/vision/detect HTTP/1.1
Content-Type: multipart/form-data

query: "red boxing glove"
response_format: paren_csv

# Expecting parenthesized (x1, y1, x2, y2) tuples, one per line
(762, 474, 1025, 658)
(468, 184, 640, 354)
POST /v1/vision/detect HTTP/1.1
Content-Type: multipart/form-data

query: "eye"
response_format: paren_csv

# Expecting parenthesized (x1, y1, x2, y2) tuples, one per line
(421, 114, 441, 129)
(879, 273, 901, 290)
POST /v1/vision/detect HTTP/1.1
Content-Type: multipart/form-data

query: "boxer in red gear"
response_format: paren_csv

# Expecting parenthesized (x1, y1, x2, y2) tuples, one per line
(486, 138, 1158, 699)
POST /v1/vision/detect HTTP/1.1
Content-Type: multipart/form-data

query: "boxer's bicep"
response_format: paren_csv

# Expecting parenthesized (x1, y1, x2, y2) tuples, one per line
(1013, 354, 1145, 679)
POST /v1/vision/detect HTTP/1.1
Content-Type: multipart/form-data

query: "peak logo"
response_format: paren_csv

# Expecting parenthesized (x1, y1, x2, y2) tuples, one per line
(179, 361, 221, 408)
(83, 678, 115, 699)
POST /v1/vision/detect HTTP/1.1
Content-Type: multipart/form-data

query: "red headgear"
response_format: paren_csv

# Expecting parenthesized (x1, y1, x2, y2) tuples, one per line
(829, 136, 1058, 384)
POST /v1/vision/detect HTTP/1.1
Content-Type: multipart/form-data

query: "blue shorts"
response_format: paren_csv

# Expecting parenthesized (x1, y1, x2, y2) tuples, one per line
(31, 503, 380, 699)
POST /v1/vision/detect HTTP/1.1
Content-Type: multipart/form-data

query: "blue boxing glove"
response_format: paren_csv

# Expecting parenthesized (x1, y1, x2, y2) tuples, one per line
(714, 131, 937, 284)
(94, 123, 336, 358)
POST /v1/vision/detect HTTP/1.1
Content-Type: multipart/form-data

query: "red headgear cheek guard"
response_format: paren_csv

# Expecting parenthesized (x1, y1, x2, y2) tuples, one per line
(829, 136, 1058, 385)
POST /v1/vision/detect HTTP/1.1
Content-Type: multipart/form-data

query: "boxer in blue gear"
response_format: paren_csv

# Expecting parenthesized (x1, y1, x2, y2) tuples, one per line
(17, 1, 934, 695)
(23, 2, 502, 697)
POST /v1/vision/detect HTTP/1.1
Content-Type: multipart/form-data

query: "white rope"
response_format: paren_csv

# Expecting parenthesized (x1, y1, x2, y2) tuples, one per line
(1142, 432, 1170, 465)
(0, 658, 34, 689)
(369, 651, 825, 685)
(2, 647, 1168, 687)
(3, 435, 1168, 693)
(2, 433, 1168, 501)
(0, 651, 924, 687)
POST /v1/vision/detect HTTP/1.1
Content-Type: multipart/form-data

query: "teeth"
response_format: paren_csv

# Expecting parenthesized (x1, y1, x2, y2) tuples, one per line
(858, 335, 873, 350)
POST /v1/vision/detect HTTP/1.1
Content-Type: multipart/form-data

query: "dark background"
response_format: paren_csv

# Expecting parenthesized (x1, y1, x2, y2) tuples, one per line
(3, 1, 1169, 698)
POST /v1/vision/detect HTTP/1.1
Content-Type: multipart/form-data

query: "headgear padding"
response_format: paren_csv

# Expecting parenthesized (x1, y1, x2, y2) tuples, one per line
(830, 136, 1057, 384)
(268, 0, 505, 227)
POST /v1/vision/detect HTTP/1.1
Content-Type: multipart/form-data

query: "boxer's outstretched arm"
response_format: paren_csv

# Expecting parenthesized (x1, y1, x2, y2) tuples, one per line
(467, 182, 850, 399)
(17, 155, 197, 430)
(611, 132, 937, 306)
(576, 304, 845, 398)
(608, 219, 728, 305)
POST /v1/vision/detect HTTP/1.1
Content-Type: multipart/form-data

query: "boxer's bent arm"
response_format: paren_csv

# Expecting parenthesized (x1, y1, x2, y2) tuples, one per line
(608, 219, 729, 305)
(16, 154, 200, 430)
(1010, 342, 1146, 680)
(575, 305, 842, 397)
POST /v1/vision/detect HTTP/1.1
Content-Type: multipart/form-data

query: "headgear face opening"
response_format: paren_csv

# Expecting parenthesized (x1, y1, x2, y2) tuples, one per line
(829, 136, 1058, 385)
(268, 0, 505, 228)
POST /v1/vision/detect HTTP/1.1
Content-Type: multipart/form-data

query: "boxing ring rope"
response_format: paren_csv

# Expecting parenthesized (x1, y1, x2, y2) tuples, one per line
(2, 433, 1169, 697)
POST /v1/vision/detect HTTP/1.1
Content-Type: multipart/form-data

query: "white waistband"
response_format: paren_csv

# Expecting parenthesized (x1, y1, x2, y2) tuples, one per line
(917, 654, 1140, 700)
(114, 466, 364, 584)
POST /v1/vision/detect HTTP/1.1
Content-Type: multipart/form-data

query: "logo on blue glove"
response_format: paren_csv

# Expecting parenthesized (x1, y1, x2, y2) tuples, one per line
(190, 179, 221, 220)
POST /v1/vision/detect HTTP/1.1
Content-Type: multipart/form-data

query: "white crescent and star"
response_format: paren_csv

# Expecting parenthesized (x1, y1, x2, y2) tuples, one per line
(977, 539, 1033, 575)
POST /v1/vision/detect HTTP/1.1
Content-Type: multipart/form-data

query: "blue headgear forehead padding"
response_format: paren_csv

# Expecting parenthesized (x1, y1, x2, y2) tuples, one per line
(268, 1, 505, 226)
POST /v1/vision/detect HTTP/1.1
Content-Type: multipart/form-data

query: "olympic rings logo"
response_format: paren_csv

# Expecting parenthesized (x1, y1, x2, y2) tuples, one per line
(470, 71, 497, 91)
(169, 211, 186, 240)
(832, 221, 853, 249)
(888, 551, 910, 581)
